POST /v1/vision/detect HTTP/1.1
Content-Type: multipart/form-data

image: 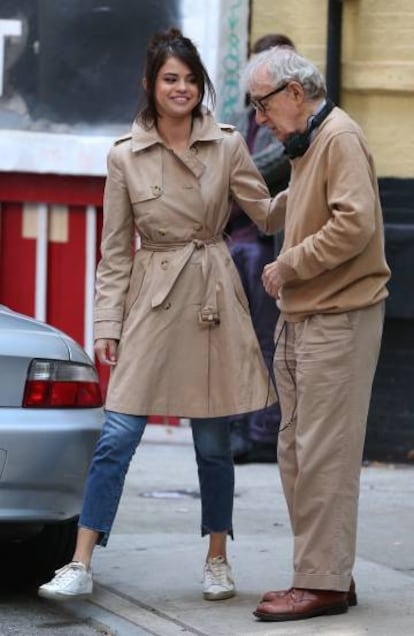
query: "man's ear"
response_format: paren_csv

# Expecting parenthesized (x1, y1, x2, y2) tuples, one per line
(288, 81, 305, 104)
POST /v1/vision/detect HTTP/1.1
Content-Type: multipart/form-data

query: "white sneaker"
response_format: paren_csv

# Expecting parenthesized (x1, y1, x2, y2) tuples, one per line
(38, 561, 93, 600)
(203, 556, 236, 600)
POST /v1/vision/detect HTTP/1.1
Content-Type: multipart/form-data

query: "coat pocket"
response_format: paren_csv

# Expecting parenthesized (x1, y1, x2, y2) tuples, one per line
(227, 260, 250, 314)
(123, 257, 147, 320)
(130, 185, 163, 204)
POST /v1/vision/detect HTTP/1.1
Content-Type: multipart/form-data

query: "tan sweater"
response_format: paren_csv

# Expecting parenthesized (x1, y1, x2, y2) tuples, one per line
(276, 107, 391, 320)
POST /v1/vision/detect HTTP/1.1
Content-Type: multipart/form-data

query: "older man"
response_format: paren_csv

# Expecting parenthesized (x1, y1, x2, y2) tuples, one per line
(244, 48, 390, 621)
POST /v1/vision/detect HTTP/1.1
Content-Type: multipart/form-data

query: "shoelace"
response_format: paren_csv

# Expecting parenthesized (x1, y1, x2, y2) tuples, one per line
(205, 559, 230, 585)
(52, 562, 85, 584)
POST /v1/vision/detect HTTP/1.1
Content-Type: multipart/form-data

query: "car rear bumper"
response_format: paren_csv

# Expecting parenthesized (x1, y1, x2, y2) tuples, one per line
(0, 407, 104, 522)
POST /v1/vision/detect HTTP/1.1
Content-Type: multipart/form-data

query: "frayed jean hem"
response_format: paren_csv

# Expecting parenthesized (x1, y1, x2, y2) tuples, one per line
(201, 525, 234, 540)
(78, 522, 109, 547)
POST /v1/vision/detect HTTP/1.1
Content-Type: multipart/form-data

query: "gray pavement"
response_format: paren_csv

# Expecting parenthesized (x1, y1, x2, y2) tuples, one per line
(50, 424, 414, 635)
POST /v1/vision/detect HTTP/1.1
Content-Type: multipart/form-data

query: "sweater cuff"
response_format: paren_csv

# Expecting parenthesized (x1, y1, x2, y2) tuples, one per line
(276, 260, 297, 285)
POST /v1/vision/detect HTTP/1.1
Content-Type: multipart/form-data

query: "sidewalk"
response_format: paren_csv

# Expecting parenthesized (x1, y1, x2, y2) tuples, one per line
(67, 425, 414, 635)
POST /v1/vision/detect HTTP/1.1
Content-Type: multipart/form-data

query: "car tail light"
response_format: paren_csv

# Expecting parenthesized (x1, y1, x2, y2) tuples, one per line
(23, 359, 103, 408)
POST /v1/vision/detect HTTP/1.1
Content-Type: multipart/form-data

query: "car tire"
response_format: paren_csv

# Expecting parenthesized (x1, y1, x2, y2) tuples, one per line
(0, 518, 78, 590)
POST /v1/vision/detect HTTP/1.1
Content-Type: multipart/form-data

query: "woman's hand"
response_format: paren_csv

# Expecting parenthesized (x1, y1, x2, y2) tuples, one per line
(95, 339, 119, 366)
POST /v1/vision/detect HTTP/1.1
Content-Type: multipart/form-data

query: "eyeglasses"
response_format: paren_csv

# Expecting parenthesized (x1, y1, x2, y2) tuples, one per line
(250, 82, 289, 113)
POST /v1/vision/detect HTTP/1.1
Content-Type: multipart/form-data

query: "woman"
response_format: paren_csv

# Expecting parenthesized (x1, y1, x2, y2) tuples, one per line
(38, 28, 283, 603)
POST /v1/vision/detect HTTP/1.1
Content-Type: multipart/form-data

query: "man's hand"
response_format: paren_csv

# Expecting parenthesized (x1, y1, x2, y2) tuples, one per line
(95, 338, 119, 366)
(262, 260, 284, 299)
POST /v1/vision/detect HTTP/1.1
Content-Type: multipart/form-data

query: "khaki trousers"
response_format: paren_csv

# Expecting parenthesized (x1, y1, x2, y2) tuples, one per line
(274, 302, 385, 591)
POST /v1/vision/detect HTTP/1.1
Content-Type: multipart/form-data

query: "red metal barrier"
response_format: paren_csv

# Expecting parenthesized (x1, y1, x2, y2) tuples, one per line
(0, 171, 180, 425)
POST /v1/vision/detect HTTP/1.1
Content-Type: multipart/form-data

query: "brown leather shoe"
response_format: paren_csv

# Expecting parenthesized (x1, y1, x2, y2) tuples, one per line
(261, 577, 357, 607)
(253, 587, 348, 622)
(348, 578, 357, 606)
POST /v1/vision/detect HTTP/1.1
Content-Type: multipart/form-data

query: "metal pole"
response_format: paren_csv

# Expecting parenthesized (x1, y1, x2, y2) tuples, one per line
(84, 205, 97, 360)
(35, 203, 48, 322)
(326, 0, 343, 105)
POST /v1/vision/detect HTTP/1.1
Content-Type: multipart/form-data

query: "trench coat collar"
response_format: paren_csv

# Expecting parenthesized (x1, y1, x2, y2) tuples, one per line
(130, 108, 226, 153)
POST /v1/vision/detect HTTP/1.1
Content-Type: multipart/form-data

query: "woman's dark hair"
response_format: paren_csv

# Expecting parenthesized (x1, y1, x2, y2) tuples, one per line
(140, 28, 216, 127)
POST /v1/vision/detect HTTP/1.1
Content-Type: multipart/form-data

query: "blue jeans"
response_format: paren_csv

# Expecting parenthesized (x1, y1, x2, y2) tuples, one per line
(79, 411, 234, 546)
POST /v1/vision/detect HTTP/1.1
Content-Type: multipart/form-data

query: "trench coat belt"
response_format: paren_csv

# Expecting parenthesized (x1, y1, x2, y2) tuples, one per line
(140, 236, 224, 326)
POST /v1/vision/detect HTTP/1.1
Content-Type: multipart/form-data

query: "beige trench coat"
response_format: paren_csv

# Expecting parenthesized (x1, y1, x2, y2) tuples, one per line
(95, 111, 285, 417)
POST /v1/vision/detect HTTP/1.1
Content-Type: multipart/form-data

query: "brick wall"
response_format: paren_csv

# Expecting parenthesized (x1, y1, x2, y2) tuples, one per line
(250, 0, 414, 178)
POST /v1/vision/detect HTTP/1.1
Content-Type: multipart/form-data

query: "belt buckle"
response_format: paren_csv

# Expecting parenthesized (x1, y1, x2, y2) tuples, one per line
(198, 306, 220, 327)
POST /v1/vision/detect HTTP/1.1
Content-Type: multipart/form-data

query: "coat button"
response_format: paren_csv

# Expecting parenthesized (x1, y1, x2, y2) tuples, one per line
(152, 185, 162, 195)
(164, 302, 171, 310)
(161, 259, 169, 270)
(194, 223, 202, 232)
(158, 228, 167, 236)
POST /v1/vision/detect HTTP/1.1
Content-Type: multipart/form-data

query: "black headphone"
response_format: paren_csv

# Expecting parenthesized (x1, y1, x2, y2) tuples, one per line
(284, 98, 335, 159)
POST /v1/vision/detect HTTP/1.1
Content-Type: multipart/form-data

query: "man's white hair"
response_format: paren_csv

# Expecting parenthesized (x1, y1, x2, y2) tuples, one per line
(243, 47, 327, 100)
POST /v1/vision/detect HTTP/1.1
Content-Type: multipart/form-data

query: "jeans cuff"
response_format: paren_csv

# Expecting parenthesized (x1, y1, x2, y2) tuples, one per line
(201, 525, 234, 540)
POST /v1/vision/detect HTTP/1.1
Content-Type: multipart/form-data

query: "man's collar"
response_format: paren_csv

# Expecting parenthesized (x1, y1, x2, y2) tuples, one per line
(307, 99, 327, 130)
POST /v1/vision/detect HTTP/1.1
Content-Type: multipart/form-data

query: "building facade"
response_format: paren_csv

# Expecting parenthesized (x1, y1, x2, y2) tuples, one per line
(251, 0, 414, 178)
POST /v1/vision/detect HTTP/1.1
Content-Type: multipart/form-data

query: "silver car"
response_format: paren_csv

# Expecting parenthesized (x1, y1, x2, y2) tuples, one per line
(0, 305, 104, 587)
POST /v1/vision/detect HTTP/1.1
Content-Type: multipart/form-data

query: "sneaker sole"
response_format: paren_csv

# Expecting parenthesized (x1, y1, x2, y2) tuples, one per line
(203, 589, 236, 601)
(38, 588, 92, 601)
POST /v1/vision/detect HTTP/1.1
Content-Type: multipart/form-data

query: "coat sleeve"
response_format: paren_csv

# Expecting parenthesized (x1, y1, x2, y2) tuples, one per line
(94, 145, 135, 340)
(251, 127, 291, 193)
(228, 131, 286, 234)
(227, 107, 289, 192)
